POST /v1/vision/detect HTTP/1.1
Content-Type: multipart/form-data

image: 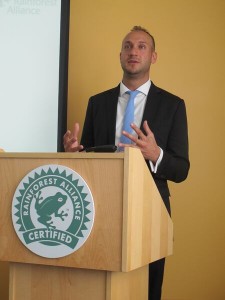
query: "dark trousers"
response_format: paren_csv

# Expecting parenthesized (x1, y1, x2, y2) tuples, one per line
(148, 258, 165, 300)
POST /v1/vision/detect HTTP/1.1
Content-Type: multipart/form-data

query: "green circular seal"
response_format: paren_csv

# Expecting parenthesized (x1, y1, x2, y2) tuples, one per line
(12, 165, 95, 258)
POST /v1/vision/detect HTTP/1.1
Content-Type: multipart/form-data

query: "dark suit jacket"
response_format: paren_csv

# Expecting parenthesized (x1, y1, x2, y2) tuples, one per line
(81, 82, 190, 213)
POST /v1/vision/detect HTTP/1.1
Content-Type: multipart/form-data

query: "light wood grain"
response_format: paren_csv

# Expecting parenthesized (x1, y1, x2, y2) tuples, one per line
(0, 150, 172, 272)
(106, 265, 148, 300)
(0, 154, 124, 271)
(0, 149, 173, 300)
(9, 263, 107, 300)
(122, 148, 173, 271)
(9, 263, 148, 300)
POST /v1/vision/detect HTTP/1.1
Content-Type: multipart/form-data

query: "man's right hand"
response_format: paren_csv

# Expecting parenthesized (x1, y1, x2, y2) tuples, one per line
(63, 123, 84, 152)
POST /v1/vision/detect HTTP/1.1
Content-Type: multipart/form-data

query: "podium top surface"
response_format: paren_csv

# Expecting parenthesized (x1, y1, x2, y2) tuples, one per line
(0, 152, 124, 159)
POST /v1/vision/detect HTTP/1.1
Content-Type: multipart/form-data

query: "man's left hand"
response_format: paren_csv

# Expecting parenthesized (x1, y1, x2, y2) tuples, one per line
(118, 120, 160, 163)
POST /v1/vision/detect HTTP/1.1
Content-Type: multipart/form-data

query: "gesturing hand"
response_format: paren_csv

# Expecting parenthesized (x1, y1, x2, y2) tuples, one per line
(63, 123, 84, 152)
(118, 120, 160, 163)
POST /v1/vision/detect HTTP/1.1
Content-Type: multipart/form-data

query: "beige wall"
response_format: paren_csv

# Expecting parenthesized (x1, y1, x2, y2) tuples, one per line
(68, 0, 225, 299)
(1, 1, 224, 299)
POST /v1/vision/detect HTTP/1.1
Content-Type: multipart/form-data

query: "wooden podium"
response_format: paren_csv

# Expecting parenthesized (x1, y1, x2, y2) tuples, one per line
(0, 148, 173, 300)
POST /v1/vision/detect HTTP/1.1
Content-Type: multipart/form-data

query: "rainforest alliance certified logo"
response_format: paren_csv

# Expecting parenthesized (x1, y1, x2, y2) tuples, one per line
(12, 165, 95, 258)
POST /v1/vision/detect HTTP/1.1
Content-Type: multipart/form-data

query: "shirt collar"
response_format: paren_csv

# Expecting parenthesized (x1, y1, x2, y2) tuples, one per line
(120, 79, 151, 97)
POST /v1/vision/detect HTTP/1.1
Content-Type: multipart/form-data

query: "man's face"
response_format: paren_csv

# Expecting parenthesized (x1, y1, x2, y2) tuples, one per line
(120, 31, 157, 78)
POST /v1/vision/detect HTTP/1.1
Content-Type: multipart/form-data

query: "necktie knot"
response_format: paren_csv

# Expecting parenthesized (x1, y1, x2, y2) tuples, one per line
(126, 90, 140, 99)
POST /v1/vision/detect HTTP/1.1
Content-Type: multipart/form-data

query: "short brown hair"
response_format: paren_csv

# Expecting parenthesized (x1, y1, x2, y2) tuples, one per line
(131, 26, 155, 50)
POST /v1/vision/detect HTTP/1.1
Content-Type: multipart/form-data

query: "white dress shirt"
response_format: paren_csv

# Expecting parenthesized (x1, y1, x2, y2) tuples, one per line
(115, 80, 163, 173)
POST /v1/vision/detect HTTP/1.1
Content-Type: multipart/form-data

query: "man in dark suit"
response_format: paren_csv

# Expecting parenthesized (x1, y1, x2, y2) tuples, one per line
(64, 26, 190, 300)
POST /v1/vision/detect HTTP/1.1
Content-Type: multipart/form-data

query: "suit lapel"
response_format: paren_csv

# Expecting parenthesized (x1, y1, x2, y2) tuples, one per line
(141, 82, 161, 132)
(105, 85, 120, 144)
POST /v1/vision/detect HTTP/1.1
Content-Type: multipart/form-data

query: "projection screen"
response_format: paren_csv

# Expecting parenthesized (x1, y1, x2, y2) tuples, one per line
(0, 0, 69, 152)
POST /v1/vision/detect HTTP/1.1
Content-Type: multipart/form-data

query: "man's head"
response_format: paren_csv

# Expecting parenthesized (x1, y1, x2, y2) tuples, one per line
(120, 26, 157, 83)
(130, 26, 156, 50)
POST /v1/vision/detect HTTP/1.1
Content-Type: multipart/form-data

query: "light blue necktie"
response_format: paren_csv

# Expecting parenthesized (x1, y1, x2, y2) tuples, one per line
(120, 90, 140, 144)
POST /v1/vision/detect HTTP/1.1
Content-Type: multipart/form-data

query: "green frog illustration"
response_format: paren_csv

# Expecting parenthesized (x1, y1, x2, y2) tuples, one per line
(35, 191, 68, 228)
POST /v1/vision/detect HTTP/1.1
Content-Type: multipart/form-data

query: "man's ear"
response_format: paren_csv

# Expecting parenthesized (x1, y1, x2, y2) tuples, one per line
(151, 51, 157, 64)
